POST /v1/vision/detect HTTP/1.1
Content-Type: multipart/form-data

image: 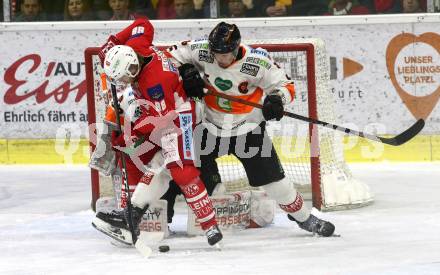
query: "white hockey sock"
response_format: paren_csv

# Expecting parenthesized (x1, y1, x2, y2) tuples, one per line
(131, 172, 169, 209)
(262, 178, 310, 222)
(131, 182, 150, 209)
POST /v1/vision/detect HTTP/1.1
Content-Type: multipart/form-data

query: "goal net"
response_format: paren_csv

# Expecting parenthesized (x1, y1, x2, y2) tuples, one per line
(84, 39, 373, 212)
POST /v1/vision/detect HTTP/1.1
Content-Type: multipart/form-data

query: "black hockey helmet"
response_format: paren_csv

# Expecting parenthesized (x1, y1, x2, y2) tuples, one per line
(208, 22, 241, 54)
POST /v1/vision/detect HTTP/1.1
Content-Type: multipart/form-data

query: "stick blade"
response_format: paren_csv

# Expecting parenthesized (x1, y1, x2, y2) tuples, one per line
(380, 119, 425, 146)
(135, 231, 165, 259)
(134, 241, 153, 258)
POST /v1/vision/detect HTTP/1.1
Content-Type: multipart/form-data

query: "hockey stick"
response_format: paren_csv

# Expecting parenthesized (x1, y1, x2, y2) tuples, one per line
(110, 83, 138, 245)
(204, 84, 425, 146)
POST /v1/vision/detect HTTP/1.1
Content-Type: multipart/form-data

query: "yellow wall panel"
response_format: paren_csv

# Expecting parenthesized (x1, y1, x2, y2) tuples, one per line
(3, 139, 90, 164)
(344, 135, 433, 162)
(0, 139, 8, 163)
(431, 136, 440, 161)
(0, 136, 438, 164)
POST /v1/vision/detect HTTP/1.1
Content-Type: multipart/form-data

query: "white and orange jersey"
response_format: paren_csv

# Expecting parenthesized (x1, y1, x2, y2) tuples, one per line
(167, 39, 295, 137)
(103, 85, 142, 128)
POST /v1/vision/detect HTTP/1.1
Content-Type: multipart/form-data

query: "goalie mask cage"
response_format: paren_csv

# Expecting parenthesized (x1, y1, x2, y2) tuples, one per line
(84, 39, 373, 212)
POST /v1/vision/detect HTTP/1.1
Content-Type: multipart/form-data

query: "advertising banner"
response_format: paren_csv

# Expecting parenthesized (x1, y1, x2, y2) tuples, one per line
(0, 16, 439, 139)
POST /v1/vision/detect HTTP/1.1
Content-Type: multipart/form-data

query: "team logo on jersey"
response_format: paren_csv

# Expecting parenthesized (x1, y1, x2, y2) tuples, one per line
(217, 97, 232, 112)
(240, 63, 260, 77)
(214, 77, 233, 91)
(238, 81, 249, 94)
(179, 113, 194, 160)
(198, 50, 214, 63)
(147, 84, 165, 101)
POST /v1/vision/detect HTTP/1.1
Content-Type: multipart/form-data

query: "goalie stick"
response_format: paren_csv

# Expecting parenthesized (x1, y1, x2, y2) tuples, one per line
(204, 84, 424, 146)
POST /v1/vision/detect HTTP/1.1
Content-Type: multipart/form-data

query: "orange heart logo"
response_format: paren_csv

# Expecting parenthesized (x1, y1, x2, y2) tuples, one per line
(386, 32, 440, 119)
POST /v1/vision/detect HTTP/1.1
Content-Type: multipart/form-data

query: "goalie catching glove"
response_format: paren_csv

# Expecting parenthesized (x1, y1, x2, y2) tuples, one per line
(262, 94, 284, 121)
(178, 63, 205, 99)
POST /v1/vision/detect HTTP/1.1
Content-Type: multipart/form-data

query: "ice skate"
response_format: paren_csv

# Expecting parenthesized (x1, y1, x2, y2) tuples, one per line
(92, 205, 147, 245)
(205, 224, 223, 246)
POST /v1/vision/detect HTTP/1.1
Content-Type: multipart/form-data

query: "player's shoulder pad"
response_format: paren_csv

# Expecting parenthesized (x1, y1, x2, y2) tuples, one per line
(181, 38, 213, 64)
(187, 38, 210, 52)
(250, 47, 269, 57)
(244, 46, 273, 70)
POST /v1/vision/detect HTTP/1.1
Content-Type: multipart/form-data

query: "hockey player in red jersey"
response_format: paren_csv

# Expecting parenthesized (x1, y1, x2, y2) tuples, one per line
(93, 44, 223, 247)
(93, 17, 178, 217)
(167, 22, 335, 237)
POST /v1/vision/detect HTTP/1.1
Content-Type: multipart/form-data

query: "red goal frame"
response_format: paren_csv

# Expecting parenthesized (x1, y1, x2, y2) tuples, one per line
(84, 43, 322, 210)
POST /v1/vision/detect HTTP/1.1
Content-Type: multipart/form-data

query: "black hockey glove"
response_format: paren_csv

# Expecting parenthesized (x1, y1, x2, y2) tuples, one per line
(178, 63, 205, 99)
(262, 94, 284, 121)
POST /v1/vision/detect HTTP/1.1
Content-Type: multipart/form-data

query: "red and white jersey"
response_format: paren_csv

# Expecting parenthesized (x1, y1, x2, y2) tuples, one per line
(115, 18, 155, 56)
(107, 47, 195, 169)
(130, 48, 197, 168)
(167, 39, 295, 137)
(131, 47, 188, 134)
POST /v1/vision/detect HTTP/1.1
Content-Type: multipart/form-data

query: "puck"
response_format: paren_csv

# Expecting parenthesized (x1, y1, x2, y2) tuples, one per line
(158, 245, 170, 253)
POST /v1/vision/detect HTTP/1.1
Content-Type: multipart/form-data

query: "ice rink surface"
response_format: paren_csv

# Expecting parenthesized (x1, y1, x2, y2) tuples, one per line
(0, 163, 439, 275)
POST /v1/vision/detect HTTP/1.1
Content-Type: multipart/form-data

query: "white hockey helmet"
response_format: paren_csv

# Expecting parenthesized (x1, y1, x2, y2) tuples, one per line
(104, 45, 140, 83)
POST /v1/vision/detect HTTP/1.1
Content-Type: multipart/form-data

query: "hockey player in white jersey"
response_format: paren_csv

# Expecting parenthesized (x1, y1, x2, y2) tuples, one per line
(168, 22, 335, 237)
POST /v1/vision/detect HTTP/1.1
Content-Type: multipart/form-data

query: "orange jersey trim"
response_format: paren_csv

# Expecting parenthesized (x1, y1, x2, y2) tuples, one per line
(285, 83, 295, 103)
(204, 88, 264, 114)
(105, 105, 125, 126)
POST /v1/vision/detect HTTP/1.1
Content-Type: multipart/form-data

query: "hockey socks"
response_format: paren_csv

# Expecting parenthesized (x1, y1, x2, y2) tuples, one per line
(169, 165, 218, 231)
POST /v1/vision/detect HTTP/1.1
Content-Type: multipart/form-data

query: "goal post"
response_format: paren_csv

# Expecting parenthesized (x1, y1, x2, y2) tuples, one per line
(84, 39, 374, 212)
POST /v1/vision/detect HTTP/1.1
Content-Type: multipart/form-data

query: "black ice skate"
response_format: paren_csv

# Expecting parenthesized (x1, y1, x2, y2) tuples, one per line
(288, 214, 335, 237)
(92, 205, 147, 245)
(205, 224, 223, 246)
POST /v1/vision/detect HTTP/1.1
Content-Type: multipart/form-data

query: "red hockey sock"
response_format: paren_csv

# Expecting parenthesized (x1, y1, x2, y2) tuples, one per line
(279, 192, 309, 222)
(170, 165, 217, 230)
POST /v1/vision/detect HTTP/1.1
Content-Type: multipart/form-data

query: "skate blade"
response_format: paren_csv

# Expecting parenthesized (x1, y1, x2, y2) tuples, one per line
(92, 217, 133, 245)
(110, 239, 132, 248)
(312, 232, 341, 238)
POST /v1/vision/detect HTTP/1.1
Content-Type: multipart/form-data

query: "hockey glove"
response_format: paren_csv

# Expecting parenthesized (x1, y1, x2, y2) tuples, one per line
(98, 35, 121, 66)
(178, 63, 205, 99)
(262, 94, 284, 121)
(111, 130, 139, 149)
